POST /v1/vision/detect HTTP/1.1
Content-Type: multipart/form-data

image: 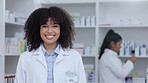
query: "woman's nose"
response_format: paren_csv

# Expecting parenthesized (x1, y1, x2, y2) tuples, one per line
(47, 26, 53, 32)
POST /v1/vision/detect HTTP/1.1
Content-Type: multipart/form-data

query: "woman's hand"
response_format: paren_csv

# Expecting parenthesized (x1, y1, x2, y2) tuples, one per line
(128, 56, 137, 63)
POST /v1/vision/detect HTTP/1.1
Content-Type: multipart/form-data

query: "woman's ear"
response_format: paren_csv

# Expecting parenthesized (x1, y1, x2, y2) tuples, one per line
(109, 41, 115, 49)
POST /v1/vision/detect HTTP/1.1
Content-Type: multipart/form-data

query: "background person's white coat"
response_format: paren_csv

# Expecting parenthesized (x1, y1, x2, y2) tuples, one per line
(99, 49, 134, 83)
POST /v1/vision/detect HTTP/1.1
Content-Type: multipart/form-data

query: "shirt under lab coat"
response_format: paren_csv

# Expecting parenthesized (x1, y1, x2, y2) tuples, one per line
(99, 49, 134, 83)
(14, 45, 87, 83)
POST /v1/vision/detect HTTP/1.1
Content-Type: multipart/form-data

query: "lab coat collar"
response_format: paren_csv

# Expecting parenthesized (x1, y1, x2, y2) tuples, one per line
(32, 46, 47, 70)
(32, 45, 69, 69)
(104, 48, 118, 56)
(41, 44, 60, 56)
(54, 47, 69, 65)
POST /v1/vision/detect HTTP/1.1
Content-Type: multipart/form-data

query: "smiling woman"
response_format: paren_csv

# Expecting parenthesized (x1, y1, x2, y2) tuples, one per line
(14, 6, 87, 83)
(40, 19, 60, 52)
(24, 6, 75, 51)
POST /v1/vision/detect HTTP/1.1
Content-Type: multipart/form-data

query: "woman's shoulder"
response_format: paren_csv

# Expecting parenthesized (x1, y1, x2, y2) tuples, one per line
(20, 50, 32, 56)
(65, 48, 82, 58)
(69, 49, 81, 55)
(19, 51, 33, 61)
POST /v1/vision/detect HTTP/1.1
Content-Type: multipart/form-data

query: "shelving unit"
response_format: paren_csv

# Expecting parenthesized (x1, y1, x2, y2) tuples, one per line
(98, 0, 148, 79)
(98, 1, 148, 47)
(0, 0, 5, 82)
(0, 0, 36, 82)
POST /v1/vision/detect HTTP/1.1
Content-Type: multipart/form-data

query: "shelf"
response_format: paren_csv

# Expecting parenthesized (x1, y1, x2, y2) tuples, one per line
(99, 25, 148, 28)
(119, 56, 148, 58)
(40, 0, 96, 5)
(75, 25, 96, 29)
(5, 53, 20, 57)
(5, 21, 24, 26)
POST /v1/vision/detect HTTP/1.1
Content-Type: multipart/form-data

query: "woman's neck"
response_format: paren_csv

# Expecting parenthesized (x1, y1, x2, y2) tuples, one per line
(43, 43, 58, 53)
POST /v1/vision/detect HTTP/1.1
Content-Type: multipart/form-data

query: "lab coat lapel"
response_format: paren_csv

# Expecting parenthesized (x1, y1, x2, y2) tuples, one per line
(33, 46, 47, 70)
(54, 48, 68, 64)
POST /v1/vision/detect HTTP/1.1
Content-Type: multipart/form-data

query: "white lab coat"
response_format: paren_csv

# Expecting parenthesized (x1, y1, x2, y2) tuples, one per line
(99, 49, 134, 83)
(15, 45, 87, 83)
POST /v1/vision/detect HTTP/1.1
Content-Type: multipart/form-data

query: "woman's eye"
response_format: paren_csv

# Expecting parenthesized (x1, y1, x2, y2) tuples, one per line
(53, 25, 58, 27)
(42, 25, 48, 28)
(52, 25, 59, 28)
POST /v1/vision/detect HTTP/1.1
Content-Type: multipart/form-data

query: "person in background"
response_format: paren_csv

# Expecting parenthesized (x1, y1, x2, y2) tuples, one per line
(14, 6, 87, 83)
(99, 29, 137, 83)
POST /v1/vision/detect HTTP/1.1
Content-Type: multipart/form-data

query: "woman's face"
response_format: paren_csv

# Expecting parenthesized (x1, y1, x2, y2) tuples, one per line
(111, 40, 122, 53)
(40, 18, 60, 46)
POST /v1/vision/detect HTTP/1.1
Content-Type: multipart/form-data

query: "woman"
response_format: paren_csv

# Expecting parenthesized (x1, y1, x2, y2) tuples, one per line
(15, 6, 87, 83)
(99, 29, 136, 83)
